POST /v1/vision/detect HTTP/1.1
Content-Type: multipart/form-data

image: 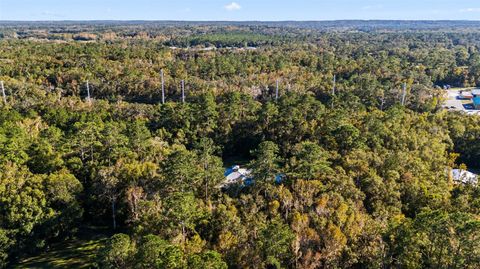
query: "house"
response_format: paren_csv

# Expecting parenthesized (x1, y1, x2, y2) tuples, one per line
(221, 165, 252, 188)
(474, 97, 480, 110)
(451, 169, 478, 184)
(471, 89, 480, 97)
(221, 165, 286, 189)
(459, 91, 474, 99)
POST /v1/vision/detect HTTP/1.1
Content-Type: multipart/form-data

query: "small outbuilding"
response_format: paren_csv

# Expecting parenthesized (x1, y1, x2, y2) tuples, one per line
(459, 91, 474, 99)
(221, 165, 252, 188)
(451, 169, 478, 184)
(474, 97, 480, 110)
(221, 165, 286, 189)
(471, 89, 480, 97)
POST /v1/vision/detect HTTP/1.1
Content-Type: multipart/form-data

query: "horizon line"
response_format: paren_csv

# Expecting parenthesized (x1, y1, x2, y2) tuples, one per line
(1, 19, 480, 23)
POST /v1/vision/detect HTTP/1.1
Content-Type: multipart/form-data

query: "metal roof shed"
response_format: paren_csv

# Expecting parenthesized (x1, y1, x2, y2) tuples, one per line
(472, 89, 480, 96)
(474, 97, 480, 109)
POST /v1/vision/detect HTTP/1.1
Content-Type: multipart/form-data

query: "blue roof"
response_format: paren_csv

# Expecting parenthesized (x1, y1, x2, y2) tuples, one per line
(474, 97, 480, 105)
(224, 167, 234, 176)
(275, 174, 286, 184)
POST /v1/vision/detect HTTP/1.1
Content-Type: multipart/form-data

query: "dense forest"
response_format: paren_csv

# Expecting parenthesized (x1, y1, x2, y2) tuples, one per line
(0, 21, 479, 268)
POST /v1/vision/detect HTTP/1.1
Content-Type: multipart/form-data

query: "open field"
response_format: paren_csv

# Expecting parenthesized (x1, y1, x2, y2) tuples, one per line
(11, 227, 109, 269)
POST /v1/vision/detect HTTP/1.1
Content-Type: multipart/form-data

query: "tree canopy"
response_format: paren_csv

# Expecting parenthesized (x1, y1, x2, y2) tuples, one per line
(0, 21, 479, 268)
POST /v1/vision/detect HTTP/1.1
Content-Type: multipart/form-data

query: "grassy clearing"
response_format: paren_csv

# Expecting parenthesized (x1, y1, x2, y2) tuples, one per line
(11, 227, 110, 269)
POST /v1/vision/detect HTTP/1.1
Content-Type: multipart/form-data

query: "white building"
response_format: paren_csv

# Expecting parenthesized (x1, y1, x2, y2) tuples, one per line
(220, 165, 252, 188)
(451, 169, 478, 184)
(471, 89, 480, 97)
(459, 91, 474, 99)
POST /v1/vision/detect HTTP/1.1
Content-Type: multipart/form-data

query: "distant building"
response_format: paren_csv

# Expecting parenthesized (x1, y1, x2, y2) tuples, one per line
(471, 89, 480, 97)
(221, 165, 252, 188)
(275, 174, 286, 184)
(221, 165, 286, 189)
(459, 91, 474, 99)
(451, 169, 478, 184)
(474, 97, 480, 110)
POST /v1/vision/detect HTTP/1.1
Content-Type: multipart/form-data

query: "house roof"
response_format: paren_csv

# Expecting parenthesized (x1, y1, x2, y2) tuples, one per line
(471, 89, 480, 96)
(221, 165, 286, 189)
(225, 169, 250, 182)
(223, 165, 252, 186)
(451, 169, 478, 184)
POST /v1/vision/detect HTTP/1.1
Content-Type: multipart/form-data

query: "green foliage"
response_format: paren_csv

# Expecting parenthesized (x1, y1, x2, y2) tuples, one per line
(135, 235, 184, 269)
(1, 22, 480, 269)
(258, 219, 295, 268)
(0, 229, 11, 268)
(249, 141, 280, 185)
(162, 147, 200, 193)
(162, 192, 204, 242)
(187, 250, 227, 269)
(101, 233, 227, 269)
(287, 142, 332, 180)
(387, 210, 480, 269)
(98, 234, 135, 269)
(0, 163, 47, 235)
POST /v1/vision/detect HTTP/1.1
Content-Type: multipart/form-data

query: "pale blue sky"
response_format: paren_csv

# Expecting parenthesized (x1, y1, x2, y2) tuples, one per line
(1, 0, 480, 21)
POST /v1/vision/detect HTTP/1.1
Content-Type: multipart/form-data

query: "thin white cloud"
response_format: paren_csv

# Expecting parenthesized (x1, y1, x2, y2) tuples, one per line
(39, 11, 65, 18)
(460, 8, 480, 13)
(362, 5, 383, 10)
(224, 2, 241, 11)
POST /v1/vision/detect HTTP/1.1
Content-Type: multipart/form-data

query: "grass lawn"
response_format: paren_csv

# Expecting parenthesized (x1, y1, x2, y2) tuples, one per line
(11, 227, 110, 269)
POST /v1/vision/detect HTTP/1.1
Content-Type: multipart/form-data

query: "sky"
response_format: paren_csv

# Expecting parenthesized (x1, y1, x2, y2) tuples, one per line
(1, 0, 480, 21)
